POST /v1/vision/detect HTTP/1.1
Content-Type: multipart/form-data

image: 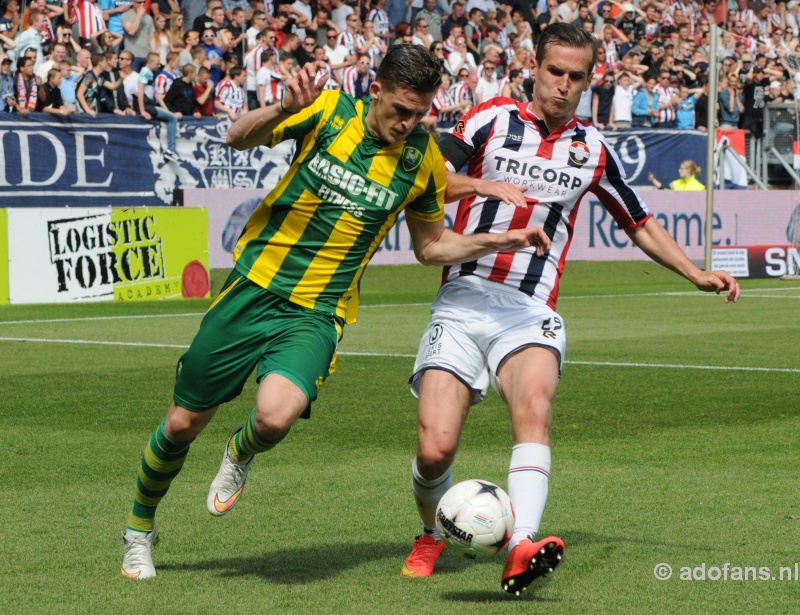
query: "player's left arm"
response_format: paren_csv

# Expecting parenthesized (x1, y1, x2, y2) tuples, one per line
(625, 217, 741, 303)
(406, 216, 550, 266)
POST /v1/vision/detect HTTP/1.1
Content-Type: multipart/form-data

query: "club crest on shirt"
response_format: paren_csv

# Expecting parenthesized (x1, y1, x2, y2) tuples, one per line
(453, 120, 465, 136)
(402, 146, 423, 172)
(568, 141, 590, 166)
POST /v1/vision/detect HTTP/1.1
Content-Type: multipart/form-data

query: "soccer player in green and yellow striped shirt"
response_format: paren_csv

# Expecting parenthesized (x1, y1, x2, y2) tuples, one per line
(121, 44, 551, 580)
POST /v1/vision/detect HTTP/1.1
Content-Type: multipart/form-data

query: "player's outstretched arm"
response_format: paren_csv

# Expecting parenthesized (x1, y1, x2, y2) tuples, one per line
(444, 171, 529, 208)
(227, 61, 329, 151)
(406, 216, 550, 266)
(625, 217, 741, 303)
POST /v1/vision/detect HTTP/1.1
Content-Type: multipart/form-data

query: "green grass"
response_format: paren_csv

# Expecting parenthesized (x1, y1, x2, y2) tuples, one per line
(1, 262, 799, 614)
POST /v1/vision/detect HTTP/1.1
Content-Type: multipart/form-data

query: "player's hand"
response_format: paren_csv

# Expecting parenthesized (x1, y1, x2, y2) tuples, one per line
(282, 61, 328, 114)
(474, 177, 530, 208)
(693, 270, 741, 304)
(496, 227, 550, 257)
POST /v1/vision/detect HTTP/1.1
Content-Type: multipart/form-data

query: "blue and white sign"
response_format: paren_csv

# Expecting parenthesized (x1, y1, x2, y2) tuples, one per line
(0, 114, 295, 207)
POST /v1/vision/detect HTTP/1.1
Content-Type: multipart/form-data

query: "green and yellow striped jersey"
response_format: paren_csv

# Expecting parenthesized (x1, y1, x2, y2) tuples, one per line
(232, 90, 446, 324)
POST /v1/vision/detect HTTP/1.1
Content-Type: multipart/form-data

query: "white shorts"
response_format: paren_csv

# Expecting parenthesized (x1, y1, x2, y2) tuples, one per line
(410, 276, 566, 405)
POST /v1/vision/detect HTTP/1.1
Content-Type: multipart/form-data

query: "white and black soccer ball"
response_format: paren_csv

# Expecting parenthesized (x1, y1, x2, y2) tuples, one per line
(435, 479, 515, 560)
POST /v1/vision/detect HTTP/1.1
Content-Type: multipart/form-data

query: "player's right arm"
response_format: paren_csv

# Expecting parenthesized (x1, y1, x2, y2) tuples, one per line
(444, 171, 529, 208)
(227, 61, 329, 150)
(406, 216, 550, 266)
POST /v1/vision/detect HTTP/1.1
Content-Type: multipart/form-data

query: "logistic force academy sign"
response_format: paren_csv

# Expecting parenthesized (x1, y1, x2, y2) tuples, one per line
(3, 207, 210, 304)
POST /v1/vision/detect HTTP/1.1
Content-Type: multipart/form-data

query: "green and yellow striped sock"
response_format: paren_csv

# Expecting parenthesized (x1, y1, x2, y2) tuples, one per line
(127, 419, 193, 533)
(229, 409, 288, 462)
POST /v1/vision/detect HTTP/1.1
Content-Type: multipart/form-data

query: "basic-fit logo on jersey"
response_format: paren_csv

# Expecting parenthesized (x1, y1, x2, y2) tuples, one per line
(402, 146, 423, 172)
(568, 142, 590, 166)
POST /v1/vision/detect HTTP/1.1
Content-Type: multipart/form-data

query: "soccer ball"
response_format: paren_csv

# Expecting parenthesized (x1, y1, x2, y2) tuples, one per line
(435, 479, 515, 560)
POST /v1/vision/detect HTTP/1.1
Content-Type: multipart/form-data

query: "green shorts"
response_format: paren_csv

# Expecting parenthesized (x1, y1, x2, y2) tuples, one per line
(173, 271, 342, 415)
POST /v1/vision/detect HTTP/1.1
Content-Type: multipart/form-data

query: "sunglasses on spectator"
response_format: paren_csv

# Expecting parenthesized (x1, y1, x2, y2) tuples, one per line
(327, 34, 337, 38)
(604, 78, 614, 83)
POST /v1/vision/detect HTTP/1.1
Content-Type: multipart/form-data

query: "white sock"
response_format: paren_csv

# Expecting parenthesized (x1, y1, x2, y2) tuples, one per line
(507, 443, 551, 551)
(411, 457, 453, 541)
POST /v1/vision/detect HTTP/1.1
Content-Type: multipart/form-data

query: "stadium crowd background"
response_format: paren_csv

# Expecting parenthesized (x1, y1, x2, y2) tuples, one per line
(0, 0, 798, 153)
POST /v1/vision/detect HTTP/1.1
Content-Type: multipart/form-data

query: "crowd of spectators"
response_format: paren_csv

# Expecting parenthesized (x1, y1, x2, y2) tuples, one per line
(1, 0, 800, 159)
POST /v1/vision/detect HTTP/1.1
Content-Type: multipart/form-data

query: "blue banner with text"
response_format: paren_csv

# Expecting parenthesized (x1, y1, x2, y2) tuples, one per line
(0, 114, 707, 208)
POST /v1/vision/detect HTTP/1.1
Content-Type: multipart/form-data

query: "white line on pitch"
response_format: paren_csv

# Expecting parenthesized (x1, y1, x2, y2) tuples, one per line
(0, 337, 187, 348)
(0, 313, 206, 325)
(1, 336, 798, 373)
(1, 285, 798, 327)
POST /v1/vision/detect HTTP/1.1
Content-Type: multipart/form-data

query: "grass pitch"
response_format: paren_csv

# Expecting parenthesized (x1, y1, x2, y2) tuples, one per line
(1, 262, 799, 614)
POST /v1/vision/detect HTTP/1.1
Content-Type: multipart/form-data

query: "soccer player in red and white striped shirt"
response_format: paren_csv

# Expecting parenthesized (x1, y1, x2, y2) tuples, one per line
(402, 23, 740, 593)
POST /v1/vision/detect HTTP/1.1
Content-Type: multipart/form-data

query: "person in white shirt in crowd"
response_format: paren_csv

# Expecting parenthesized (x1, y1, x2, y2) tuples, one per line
(475, 58, 499, 103)
(412, 16, 433, 47)
(611, 71, 641, 128)
(290, 0, 313, 39)
(330, 0, 353, 31)
(323, 26, 352, 86)
(447, 35, 477, 75)
(246, 10, 268, 49)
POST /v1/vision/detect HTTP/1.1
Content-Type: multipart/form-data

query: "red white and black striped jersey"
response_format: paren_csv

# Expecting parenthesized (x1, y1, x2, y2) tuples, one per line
(439, 97, 650, 310)
(430, 87, 454, 122)
(155, 69, 179, 99)
(269, 69, 286, 101)
(336, 30, 358, 55)
(366, 8, 390, 37)
(450, 81, 476, 110)
(341, 65, 375, 98)
(653, 84, 676, 124)
(71, 0, 105, 39)
(215, 77, 245, 115)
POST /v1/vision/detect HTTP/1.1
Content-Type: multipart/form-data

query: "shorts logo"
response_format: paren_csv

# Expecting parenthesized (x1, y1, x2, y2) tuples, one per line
(315, 376, 324, 392)
(402, 146, 423, 172)
(453, 120, 465, 136)
(568, 141, 590, 166)
(429, 323, 443, 344)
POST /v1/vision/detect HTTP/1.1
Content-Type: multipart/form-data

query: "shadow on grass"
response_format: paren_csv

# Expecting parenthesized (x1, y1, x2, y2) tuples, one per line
(158, 529, 695, 586)
(441, 590, 560, 603)
(159, 541, 413, 583)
